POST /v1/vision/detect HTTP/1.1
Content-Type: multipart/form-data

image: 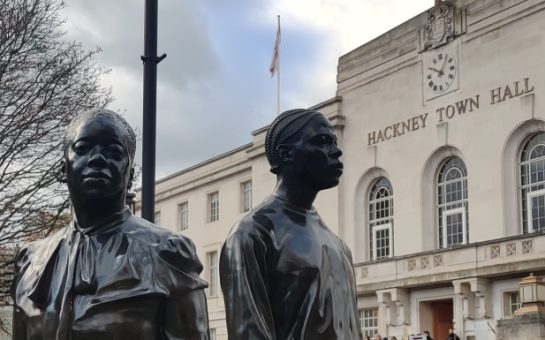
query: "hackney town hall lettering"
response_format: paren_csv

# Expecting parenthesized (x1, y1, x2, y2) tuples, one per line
(367, 77, 535, 146)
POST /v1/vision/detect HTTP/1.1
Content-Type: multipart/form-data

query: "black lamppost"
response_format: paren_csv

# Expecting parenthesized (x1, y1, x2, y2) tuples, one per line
(141, 0, 166, 222)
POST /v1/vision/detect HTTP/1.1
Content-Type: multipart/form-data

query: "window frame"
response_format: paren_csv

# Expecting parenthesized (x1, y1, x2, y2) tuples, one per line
(372, 223, 392, 261)
(503, 290, 521, 317)
(436, 157, 469, 248)
(206, 250, 219, 297)
(441, 206, 467, 247)
(209, 328, 216, 340)
(154, 211, 161, 226)
(368, 177, 394, 261)
(207, 191, 219, 223)
(241, 180, 252, 213)
(519, 132, 545, 234)
(526, 188, 545, 233)
(359, 308, 379, 337)
(178, 201, 189, 231)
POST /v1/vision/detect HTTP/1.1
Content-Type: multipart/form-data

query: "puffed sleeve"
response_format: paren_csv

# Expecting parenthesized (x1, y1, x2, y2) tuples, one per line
(157, 234, 210, 339)
(155, 233, 208, 294)
(219, 228, 276, 340)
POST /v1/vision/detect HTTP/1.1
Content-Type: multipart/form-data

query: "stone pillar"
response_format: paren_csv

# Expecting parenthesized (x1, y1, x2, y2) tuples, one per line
(377, 291, 390, 336)
(453, 278, 492, 336)
(376, 288, 410, 335)
(452, 281, 468, 336)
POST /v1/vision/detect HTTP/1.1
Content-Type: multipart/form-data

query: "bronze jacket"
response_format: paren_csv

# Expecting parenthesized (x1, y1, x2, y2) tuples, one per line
(12, 209, 209, 340)
(220, 195, 362, 340)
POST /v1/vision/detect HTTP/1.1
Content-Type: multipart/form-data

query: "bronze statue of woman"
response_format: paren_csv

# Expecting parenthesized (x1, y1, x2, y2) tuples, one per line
(220, 109, 362, 340)
(11, 109, 209, 340)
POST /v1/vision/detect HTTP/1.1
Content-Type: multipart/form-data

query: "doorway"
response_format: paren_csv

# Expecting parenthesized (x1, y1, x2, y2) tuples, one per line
(419, 299, 453, 340)
(432, 300, 453, 339)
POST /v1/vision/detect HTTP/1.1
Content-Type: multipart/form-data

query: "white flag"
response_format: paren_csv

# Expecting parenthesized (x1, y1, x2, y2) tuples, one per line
(269, 19, 281, 77)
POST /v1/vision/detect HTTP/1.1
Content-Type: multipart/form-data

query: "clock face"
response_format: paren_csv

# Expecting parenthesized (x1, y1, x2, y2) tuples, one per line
(425, 52, 457, 93)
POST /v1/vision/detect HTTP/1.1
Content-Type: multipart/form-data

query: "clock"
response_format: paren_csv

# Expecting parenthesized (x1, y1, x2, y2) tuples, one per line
(425, 52, 457, 94)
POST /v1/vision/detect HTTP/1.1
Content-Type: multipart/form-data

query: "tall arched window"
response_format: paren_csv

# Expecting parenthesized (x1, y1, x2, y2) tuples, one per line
(368, 177, 393, 260)
(437, 157, 468, 248)
(520, 133, 545, 233)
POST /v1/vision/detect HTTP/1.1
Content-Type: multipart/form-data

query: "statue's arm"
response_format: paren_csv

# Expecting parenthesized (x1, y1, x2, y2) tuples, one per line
(162, 289, 209, 340)
(219, 230, 276, 340)
(12, 304, 27, 340)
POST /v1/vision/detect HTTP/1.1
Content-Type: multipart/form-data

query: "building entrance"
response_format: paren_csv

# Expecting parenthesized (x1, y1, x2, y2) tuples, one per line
(432, 300, 453, 339)
(419, 299, 453, 340)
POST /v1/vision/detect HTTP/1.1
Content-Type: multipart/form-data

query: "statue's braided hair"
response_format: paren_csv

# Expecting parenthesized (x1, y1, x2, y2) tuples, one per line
(265, 108, 322, 174)
(64, 108, 136, 164)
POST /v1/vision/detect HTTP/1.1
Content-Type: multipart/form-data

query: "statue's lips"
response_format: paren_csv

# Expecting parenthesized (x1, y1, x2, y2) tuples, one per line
(82, 171, 111, 181)
(330, 162, 343, 175)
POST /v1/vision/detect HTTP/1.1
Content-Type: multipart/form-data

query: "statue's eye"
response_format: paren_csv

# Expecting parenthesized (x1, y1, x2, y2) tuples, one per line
(73, 141, 91, 154)
(318, 135, 332, 145)
(106, 145, 124, 160)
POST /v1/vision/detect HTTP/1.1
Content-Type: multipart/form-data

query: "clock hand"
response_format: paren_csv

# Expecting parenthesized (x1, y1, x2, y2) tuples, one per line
(428, 67, 442, 73)
(439, 54, 448, 75)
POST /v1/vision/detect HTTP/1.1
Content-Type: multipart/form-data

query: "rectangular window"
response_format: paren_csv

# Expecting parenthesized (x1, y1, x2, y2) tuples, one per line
(442, 207, 466, 247)
(503, 291, 521, 317)
(372, 224, 392, 260)
(208, 191, 219, 222)
(526, 189, 545, 232)
(359, 308, 378, 337)
(241, 181, 252, 213)
(154, 211, 161, 226)
(207, 251, 219, 296)
(179, 202, 189, 230)
(209, 328, 216, 340)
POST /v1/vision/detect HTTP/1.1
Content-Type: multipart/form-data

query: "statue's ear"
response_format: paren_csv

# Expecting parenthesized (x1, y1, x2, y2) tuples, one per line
(58, 160, 67, 183)
(277, 144, 293, 165)
(127, 168, 135, 189)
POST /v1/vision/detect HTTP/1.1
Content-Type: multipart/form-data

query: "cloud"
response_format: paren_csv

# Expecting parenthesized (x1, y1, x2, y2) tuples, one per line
(62, 0, 433, 180)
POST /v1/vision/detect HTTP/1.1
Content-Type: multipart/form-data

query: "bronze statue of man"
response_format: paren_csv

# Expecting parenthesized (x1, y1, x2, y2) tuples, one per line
(11, 109, 209, 340)
(220, 109, 362, 340)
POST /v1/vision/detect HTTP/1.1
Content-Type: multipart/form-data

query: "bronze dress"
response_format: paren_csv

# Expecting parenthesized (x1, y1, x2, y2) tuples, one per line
(220, 195, 362, 340)
(12, 209, 209, 340)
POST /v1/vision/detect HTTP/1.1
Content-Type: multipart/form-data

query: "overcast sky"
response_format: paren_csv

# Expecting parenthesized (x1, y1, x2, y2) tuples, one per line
(62, 0, 433, 181)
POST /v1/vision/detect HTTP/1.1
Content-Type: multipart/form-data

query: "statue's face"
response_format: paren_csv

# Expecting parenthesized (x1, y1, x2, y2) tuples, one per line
(65, 116, 131, 200)
(288, 114, 343, 190)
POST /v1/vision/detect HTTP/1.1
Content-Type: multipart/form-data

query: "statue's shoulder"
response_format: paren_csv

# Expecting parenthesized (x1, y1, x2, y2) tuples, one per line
(233, 196, 278, 231)
(15, 227, 70, 271)
(225, 196, 285, 250)
(119, 216, 204, 276)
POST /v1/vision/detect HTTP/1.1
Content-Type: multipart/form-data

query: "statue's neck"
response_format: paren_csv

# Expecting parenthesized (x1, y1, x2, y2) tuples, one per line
(71, 196, 126, 229)
(273, 176, 318, 210)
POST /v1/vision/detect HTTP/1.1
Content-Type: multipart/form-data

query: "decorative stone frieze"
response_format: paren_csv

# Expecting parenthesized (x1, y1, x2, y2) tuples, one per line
(506, 242, 516, 257)
(491, 245, 500, 259)
(433, 254, 443, 267)
(522, 240, 533, 254)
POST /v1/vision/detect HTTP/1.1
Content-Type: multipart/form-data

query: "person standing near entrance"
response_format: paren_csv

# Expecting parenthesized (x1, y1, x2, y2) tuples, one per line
(446, 329, 460, 340)
(220, 109, 362, 340)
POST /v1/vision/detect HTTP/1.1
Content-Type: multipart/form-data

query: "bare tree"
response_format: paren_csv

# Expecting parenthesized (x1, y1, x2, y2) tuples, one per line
(0, 0, 112, 323)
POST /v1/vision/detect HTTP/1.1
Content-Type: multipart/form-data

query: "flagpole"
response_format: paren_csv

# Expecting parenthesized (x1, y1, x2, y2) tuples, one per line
(276, 15, 280, 116)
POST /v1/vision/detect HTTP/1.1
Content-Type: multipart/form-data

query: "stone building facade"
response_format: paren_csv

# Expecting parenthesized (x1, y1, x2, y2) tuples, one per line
(136, 0, 545, 338)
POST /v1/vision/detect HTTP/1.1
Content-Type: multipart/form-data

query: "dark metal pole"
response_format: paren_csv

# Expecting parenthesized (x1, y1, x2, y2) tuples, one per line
(141, 0, 166, 222)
